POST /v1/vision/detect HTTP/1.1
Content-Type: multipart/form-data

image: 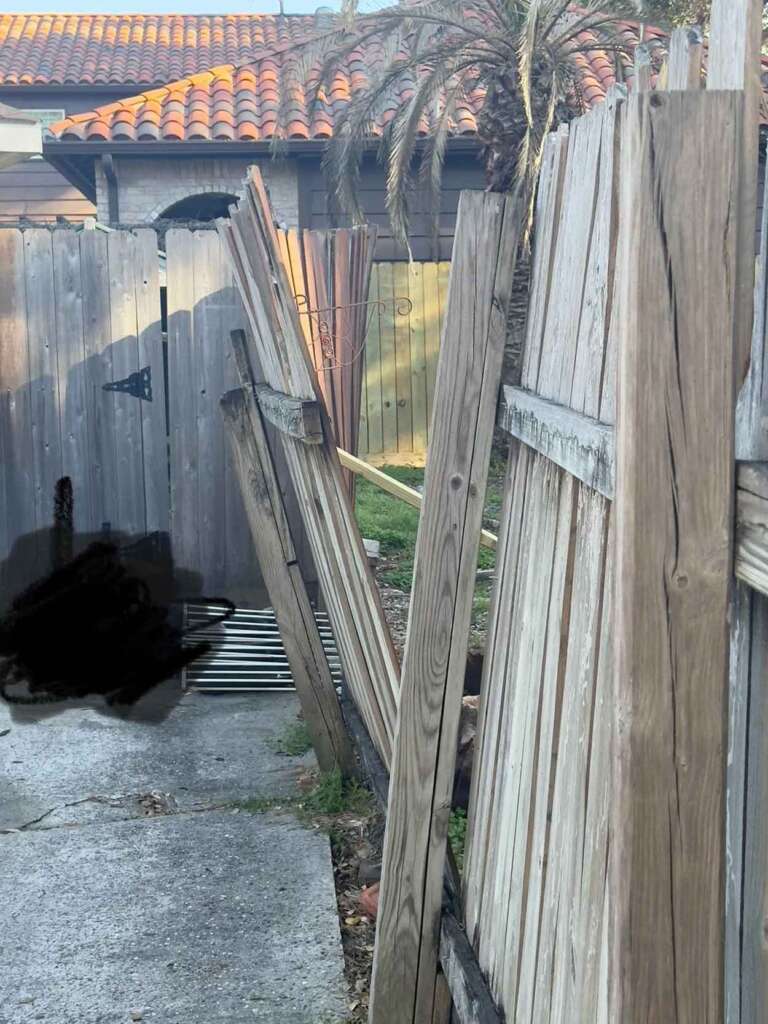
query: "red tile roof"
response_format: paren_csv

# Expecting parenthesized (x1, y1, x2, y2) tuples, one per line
(48, 46, 485, 143)
(0, 13, 314, 86)
(37, 13, 768, 147)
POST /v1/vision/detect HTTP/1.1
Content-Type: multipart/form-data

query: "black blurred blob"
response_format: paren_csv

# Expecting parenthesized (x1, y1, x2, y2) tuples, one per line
(0, 477, 234, 714)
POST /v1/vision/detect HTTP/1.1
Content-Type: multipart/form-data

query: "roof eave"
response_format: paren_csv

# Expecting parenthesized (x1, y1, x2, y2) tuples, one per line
(43, 135, 481, 158)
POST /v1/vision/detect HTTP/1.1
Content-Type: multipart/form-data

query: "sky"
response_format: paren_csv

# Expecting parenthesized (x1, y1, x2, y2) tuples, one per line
(7, 0, 344, 10)
(7, 1, 343, 12)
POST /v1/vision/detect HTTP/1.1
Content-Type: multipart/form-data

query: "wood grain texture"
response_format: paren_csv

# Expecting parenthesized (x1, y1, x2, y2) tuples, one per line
(736, 463, 768, 594)
(219, 168, 400, 766)
(221, 372, 354, 777)
(106, 231, 145, 537)
(254, 383, 323, 443)
(666, 26, 703, 91)
(24, 229, 62, 546)
(497, 385, 615, 498)
(613, 90, 740, 1022)
(736, 138, 768, 461)
(0, 228, 34, 603)
(369, 190, 520, 1024)
(133, 228, 168, 535)
(708, 0, 763, 384)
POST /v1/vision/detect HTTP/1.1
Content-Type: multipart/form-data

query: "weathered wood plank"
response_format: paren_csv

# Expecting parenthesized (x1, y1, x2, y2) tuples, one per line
(106, 231, 145, 537)
(741, 591, 768, 1023)
(612, 90, 740, 1022)
(439, 914, 502, 1024)
(165, 229, 201, 581)
(726, 581, 751, 1024)
(708, 0, 763, 383)
(498, 385, 615, 498)
(736, 463, 768, 595)
(377, 262, 399, 454)
(24, 229, 62, 550)
(220, 168, 400, 767)
(79, 228, 119, 536)
(736, 136, 768, 461)
(666, 26, 703, 91)
(0, 228, 34, 603)
(133, 228, 167, 535)
(52, 229, 92, 535)
(369, 191, 520, 1024)
(221, 367, 354, 776)
(254, 383, 323, 442)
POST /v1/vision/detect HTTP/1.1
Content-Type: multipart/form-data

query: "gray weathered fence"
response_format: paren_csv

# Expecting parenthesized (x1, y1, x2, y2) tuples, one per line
(0, 224, 314, 608)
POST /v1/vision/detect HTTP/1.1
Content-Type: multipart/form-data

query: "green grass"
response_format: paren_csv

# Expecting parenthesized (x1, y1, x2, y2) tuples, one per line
(273, 721, 313, 757)
(303, 768, 374, 817)
(232, 771, 373, 821)
(449, 808, 468, 873)
(354, 466, 424, 591)
(354, 454, 507, 643)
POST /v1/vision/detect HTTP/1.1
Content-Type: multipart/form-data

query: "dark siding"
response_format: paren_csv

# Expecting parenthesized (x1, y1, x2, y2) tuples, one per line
(0, 87, 123, 222)
(0, 159, 95, 223)
(299, 151, 486, 261)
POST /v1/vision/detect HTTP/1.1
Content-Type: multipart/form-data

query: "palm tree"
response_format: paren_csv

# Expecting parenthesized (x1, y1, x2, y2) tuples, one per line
(303, 0, 642, 248)
(298, 1, 642, 376)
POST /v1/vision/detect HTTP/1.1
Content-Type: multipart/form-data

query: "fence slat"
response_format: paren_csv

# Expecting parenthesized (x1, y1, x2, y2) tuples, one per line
(106, 231, 145, 537)
(0, 229, 33, 603)
(369, 191, 520, 1024)
(80, 228, 118, 534)
(613, 90, 740, 1022)
(25, 229, 62, 552)
(134, 228, 167, 535)
(52, 229, 92, 535)
(409, 262, 428, 452)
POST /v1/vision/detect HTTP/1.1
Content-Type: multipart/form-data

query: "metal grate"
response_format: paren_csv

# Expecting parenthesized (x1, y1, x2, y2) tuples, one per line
(182, 603, 341, 693)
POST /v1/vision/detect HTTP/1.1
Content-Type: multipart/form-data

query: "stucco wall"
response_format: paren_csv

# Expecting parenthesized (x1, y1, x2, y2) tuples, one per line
(95, 155, 299, 226)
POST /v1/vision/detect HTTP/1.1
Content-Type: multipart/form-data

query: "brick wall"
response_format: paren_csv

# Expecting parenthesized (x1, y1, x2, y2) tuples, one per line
(95, 155, 299, 226)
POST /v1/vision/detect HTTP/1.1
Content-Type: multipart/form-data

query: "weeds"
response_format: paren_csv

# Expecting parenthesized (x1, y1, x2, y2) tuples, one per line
(273, 721, 313, 757)
(449, 808, 468, 872)
(304, 768, 373, 817)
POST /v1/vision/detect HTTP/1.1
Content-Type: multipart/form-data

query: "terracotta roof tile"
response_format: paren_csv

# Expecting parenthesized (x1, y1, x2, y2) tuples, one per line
(38, 12, 768, 148)
(0, 13, 315, 86)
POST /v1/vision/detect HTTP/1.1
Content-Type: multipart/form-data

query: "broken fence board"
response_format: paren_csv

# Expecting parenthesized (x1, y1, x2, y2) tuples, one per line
(254, 383, 323, 443)
(220, 346, 353, 777)
(369, 190, 520, 1024)
(220, 169, 400, 767)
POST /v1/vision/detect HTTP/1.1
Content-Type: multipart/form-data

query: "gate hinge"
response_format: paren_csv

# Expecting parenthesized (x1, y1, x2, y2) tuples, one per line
(102, 366, 152, 402)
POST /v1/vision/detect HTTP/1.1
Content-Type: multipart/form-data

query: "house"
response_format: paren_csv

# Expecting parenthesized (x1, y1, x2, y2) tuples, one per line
(0, 11, 658, 260)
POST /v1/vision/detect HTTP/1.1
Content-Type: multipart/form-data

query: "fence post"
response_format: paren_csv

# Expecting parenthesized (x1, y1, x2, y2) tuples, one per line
(612, 90, 741, 1021)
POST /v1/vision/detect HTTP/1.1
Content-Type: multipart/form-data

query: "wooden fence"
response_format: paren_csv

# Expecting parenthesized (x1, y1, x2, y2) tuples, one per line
(0, 224, 316, 608)
(359, 260, 449, 462)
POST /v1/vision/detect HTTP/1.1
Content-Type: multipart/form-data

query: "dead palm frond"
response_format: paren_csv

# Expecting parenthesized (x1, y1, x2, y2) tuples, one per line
(297, 0, 640, 245)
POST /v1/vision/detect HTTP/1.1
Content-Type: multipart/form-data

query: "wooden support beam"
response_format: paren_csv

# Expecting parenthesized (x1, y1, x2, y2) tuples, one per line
(497, 385, 615, 498)
(612, 90, 740, 1021)
(253, 383, 323, 443)
(708, 0, 763, 383)
(369, 190, 520, 1024)
(666, 26, 703, 91)
(337, 447, 498, 551)
(340, 683, 503, 1024)
(220, 337, 354, 777)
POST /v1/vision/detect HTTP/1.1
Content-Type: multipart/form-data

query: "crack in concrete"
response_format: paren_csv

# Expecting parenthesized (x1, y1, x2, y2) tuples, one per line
(1, 796, 238, 834)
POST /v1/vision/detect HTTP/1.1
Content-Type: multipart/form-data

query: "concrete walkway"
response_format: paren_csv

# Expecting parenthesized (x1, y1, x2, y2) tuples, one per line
(0, 688, 348, 1024)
